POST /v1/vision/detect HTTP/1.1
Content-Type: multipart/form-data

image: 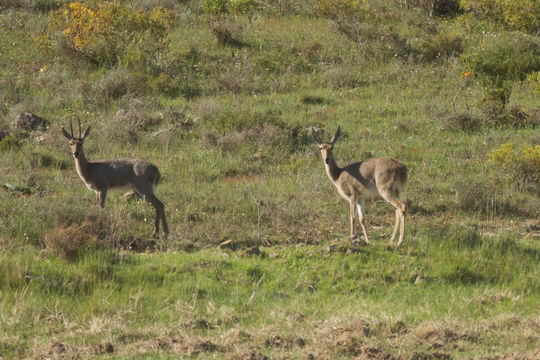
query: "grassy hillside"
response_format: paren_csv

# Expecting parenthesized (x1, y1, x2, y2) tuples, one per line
(0, 0, 539, 358)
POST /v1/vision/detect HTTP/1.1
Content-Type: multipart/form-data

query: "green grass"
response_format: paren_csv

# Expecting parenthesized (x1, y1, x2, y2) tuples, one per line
(1, 0, 539, 358)
(1, 230, 538, 358)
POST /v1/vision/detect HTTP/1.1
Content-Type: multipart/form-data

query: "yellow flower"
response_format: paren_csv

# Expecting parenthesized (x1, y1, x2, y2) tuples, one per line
(39, 66, 47, 73)
(463, 72, 471, 77)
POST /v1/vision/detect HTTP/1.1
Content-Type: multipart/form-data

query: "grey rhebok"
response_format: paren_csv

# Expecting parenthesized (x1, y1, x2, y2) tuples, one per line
(312, 126, 408, 247)
(62, 120, 169, 237)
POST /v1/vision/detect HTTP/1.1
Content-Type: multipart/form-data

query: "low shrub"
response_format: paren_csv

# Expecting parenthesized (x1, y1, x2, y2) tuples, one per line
(456, 179, 518, 217)
(526, 71, 540, 94)
(320, 64, 362, 89)
(203, 123, 309, 154)
(460, 0, 540, 34)
(211, 17, 247, 47)
(315, 0, 365, 19)
(151, 73, 180, 97)
(317, 0, 409, 61)
(403, 0, 461, 17)
(101, 97, 159, 144)
(443, 112, 482, 132)
(39, 1, 175, 67)
(0, 134, 20, 152)
(43, 216, 109, 261)
(203, 0, 258, 15)
(0, 0, 67, 11)
(488, 143, 540, 193)
(90, 68, 149, 107)
(417, 30, 463, 61)
(462, 33, 540, 114)
(202, 107, 282, 135)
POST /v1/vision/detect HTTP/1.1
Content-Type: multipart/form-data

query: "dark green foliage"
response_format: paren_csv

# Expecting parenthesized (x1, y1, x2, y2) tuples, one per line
(0, 134, 19, 152)
(463, 34, 540, 107)
(417, 30, 463, 61)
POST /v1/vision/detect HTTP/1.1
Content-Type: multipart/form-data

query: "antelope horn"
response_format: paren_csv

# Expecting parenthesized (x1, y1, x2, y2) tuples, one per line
(70, 118, 74, 138)
(78, 118, 82, 139)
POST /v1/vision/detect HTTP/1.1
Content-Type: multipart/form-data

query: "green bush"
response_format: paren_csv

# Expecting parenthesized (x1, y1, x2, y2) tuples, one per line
(404, 0, 461, 16)
(462, 34, 540, 109)
(418, 30, 463, 61)
(151, 73, 180, 97)
(0, 134, 19, 152)
(203, 0, 258, 15)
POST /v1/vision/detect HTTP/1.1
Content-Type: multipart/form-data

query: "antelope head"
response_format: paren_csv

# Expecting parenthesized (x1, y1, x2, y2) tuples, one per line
(62, 119, 90, 159)
(312, 125, 341, 164)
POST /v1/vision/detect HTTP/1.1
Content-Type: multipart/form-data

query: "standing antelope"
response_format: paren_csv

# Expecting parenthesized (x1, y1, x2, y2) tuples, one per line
(62, 120, 169, 237)
(312, 126, 408, 247)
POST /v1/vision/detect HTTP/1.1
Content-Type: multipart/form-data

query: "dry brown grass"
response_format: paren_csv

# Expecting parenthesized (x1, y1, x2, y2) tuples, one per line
(43, 211, 155, 260)
(43, 216, 106, 261)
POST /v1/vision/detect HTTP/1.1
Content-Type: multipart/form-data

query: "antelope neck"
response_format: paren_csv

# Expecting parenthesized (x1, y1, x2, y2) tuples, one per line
(324, 155, 342, 182)
(74, 151, 91, 180)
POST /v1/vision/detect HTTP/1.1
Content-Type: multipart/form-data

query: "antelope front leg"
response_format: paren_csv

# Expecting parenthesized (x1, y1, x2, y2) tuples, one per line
(146, 194, 166, 238)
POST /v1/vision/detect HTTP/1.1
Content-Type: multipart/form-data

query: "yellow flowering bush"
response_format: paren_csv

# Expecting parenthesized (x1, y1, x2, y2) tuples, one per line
(488, 143, 540, 192)
(315, 0, 366, 19)
(41, 1, 174, 66)
(526, 71, 540, 94)
(460, 0, 540, 34)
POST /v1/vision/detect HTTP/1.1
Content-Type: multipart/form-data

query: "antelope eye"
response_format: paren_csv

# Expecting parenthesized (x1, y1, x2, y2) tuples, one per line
(319, 146, 323, 150)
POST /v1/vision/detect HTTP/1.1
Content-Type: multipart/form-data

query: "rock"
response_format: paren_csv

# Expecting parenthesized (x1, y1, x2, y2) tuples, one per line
(12, 112, 49, 132)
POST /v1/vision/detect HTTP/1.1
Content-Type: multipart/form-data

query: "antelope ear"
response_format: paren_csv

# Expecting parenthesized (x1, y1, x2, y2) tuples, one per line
(62, 128, 72, 140)
(81, 126, 90, 140)
(311, 127, 322, 144)
(330, 125, 341, 145)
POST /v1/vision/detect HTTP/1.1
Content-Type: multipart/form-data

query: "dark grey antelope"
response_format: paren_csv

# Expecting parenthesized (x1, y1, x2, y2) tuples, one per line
(62, 120, 169, 237)
(312, 126, 408, 247)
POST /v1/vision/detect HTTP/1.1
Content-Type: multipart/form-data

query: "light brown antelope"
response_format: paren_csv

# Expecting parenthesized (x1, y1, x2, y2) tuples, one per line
(312, 126, 408, 247)
(62, 120, 169, 237)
